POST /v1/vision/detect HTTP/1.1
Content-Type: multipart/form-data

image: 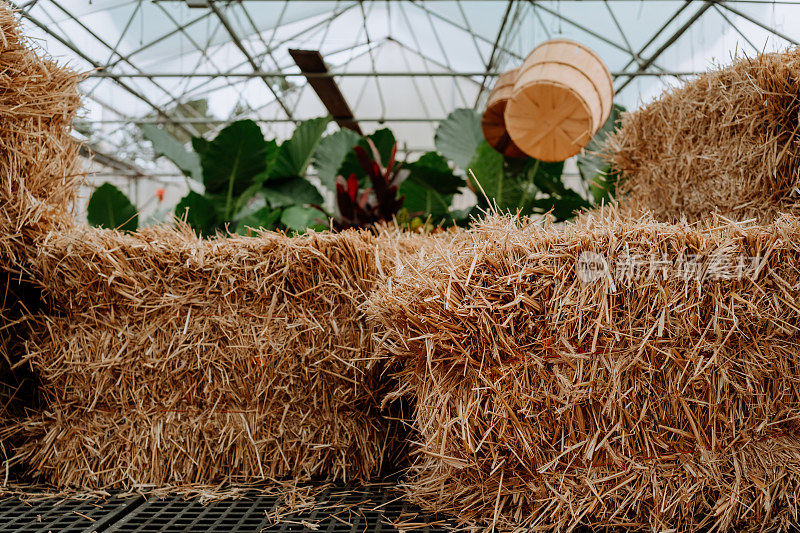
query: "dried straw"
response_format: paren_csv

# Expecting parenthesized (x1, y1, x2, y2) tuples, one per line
(0, 0, 450, 489)
(605, 49, 800, 223)
(367, 210, 800, 531)
(0, 2, 80, 467)
(0, 2, 81, 268)
(7, 223, 424, 488)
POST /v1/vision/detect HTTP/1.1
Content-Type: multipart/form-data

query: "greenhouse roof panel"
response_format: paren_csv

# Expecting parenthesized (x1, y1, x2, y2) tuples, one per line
(11, 0, 800, 173)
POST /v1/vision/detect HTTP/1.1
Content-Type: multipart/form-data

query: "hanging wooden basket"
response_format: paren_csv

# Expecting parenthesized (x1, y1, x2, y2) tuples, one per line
(504, 39, 613, 162)
(481, 68, 526, 158)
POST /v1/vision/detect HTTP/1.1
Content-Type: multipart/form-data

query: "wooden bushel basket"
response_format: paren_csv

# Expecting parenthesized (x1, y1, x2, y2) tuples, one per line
(505, 39, 613, 162)
(481, 68, 526, 158)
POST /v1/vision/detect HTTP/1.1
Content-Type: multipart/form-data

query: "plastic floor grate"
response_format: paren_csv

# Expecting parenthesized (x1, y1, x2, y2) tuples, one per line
(0, 495, 139, 532)
(0, 485, 450, 532)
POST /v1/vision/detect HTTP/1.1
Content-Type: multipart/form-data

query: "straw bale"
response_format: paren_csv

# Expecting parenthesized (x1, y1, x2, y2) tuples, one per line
(9, 223, 420, 487)
(606, 49, 800, 223)
(0, 3, 81, 454)
(367, 211, 800, 531)
(14, 405, 391, 488)
(0, 3, 81, 269)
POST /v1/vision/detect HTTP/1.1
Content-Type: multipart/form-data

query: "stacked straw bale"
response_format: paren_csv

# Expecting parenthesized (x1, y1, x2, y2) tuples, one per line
(606, 49, 800, 223)
(368, 211, 800, 531)
(0, 4, 81, 268)
(0, 3, 80, 459)
(11, 224, 421, 488)
(0, 2, 430, 487)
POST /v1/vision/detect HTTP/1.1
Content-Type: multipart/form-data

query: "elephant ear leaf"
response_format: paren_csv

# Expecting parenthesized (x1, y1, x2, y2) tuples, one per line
(175, 191, 218, 237)
(400, 152, 465, 218)
(191, 120, 274, 220)
(191, 120, 269, 195)
(468, 141, 525, 211)
(261, 177, 323, 208)
(280, 205, 327, 232)
(141, 124, 201, 182)
(270, 116, 330, 180)
(313, 129, 361, 191)
(435, 108, 484, 170)
(236, 206, 282, 235)
(87, 183, 138, 232)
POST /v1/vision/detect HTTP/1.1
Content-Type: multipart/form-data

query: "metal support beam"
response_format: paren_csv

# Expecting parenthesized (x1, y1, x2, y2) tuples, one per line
(207, 1, 294, 118)
(529, 0, 658, 66)
(36, 0, 204, 136)
(615, 2, 692, 76)
(289, 49, 362, 134)
(717, 1, 800, 46)
(408, 1, 524, 61)
(8, 1, 196, 138)
(85, 70, 703, 79)
(616, 1, 715, 93)
(713, 4, 759, 53)
(474, 0, 515, 107)
(79, 142, 153, 179)
(78, 117, 467, 125)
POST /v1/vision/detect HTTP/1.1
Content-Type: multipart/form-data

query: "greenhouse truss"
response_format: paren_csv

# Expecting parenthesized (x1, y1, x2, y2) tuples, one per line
(10, 0, 800, 181)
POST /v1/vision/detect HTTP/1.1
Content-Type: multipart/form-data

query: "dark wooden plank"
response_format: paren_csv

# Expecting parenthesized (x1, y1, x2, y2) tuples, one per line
(289, 49, 363, 135)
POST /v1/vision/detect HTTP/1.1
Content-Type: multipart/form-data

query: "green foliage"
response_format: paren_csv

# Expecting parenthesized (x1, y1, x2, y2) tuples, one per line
(141, 124, 202, 182)
(261, 176, 324, 208)
(578, 104, 626, 204)
(87, 183, 138, 232)
(191, 120, 277, 220)
(313, 129, 361, 191)
(435, 108, 484, 170)
(429, 103, 628, 223)
(468, 141, 528, 211)
(468, 140, 589, 222)
(401, 152, 465, 219)
(158, 118, 329, 237)
(269, 116, 330, 180)
(281, 205, 327, 232)
(235, 205, 282, 235)
(175, 191, 217, 237)
(338, 128, 397, 186)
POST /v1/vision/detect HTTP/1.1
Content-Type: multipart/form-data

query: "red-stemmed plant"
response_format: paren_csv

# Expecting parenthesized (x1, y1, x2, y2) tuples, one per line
(335, 139, 405, 229)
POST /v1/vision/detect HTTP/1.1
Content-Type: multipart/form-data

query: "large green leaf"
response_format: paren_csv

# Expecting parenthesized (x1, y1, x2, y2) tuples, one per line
(399, 179, 453, 218)
(410, 151, 453, 176)
(468, 141, 525, 212)
(270, 117, 330, 180)
(261, 177, 324, 208)
(467, 143, 579, 217)
(400, 152, 466, 218)
(338, 128, 397, 185)
(528, 159, 591, 221)
(313, 129, 361, 191)
(191, 120, 276, 219)
(236, 206, 282, 235)
(231, 140, 281, 217)
(87, 183, 138, 232)
(530, 194, 592, 222)
(577, 103, 626, 203)
(141, 124, 202, 182)
(435, 108, 484, 170)
(175, 191, 218, 237)
(280, 205, 328, 232)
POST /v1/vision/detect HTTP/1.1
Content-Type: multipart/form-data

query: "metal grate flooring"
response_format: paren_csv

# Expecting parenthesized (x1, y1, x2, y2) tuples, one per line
(0, 485, 451, 532)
